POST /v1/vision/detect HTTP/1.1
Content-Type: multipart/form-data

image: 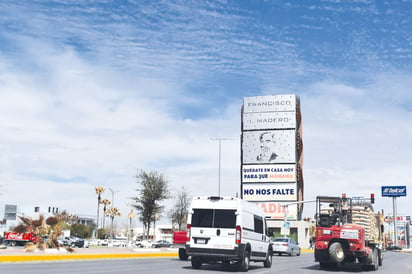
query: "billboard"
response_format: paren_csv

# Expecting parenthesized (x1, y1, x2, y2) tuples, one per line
(381, 186, 407, 197)
(242, 183, 297, 201)
(241, 94, 302, 221)
(242, 130, 296, 164)
(254, 201, 298, 220)
(242, 111, 296, 130)
(242, 164, 296, 183)
(243, 94, 296, 113)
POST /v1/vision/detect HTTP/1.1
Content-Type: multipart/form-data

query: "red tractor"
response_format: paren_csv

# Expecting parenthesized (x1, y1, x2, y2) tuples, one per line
(314, 195, 383, 271)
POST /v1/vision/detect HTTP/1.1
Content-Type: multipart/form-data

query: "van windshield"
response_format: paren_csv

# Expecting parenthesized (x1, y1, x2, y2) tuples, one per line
(192, 209, 236, 228)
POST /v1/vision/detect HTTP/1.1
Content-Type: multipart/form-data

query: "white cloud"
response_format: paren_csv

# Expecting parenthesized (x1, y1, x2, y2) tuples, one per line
(1, 1, 412, 228)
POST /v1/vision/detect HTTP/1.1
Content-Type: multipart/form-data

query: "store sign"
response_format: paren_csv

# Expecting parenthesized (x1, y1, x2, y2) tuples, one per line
(254, 202, 297, 220)
(381, 186, 407, 197)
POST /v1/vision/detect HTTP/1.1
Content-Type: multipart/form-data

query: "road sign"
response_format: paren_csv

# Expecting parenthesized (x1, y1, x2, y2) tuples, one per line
(281, 227, 290, 236)
(381, 186, 407, 197)
(282, 221, 291, 228)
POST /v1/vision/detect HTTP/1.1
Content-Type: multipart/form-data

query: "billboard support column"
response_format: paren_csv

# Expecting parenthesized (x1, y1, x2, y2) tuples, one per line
(393, 196, 398, 247)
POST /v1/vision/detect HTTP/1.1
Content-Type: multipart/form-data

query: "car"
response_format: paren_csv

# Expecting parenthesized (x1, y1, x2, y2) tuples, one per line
(135, 240, 152, 248)
(109, 239, 127, 247)
(271, 237, 301, 256)
(63, 236, 85, 248)
(151, 240, 171, 248)
(386, 245, 402, 251)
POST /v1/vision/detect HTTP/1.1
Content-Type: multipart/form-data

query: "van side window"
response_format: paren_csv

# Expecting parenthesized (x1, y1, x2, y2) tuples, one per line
(254, 215, 263, 234)
(192, 209, 236, 228)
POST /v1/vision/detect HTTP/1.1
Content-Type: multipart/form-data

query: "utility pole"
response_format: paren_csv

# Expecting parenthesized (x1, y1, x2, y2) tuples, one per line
(210, 137, 233, 197)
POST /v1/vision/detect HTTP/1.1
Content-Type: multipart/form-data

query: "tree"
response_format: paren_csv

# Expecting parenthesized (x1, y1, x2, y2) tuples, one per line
(168, 186, 192, 230)
(54, 210, 79, 225)
(71, 223, 93, 239)
(13, 214, 68, 249)
(131, 170, 170, 240)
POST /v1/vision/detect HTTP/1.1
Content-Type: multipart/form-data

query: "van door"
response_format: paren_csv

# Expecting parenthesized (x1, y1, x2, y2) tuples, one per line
(249, 214, 269, 259)
(190, 208, 237, 250)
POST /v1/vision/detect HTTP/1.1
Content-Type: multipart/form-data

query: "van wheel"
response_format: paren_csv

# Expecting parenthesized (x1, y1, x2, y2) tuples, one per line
(191, 256, 202, 269)
(178, 248, 189, 260)
(263, 249, 272, 268)
(238, 250, 250, 272)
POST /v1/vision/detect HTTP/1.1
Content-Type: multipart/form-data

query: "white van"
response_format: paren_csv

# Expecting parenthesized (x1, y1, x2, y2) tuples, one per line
(186, 196, 272, 272)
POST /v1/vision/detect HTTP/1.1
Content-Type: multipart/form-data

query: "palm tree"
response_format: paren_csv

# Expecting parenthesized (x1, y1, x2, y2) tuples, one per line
(106, 207, 121, 239)
(101, 199, 111, 230)
(95, 186, 105, 238)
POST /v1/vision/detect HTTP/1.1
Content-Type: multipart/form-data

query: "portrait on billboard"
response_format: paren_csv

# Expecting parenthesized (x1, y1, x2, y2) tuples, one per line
(242, 130, 296, 164)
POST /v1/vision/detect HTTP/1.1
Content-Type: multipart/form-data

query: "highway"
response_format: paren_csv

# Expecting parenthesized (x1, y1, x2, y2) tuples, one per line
(0, 251, 411, 274)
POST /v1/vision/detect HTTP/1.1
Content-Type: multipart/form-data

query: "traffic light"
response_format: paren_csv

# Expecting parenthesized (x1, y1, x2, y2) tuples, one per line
(370, 193, 375, 204)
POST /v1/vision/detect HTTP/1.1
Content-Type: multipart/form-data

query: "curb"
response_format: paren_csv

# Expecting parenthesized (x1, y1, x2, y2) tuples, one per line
(0, 252, 177, 263)
(0, 248, 314, 263)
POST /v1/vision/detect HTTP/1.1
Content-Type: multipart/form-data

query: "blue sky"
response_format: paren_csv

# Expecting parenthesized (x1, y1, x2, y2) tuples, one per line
(1, 0, 411, 226)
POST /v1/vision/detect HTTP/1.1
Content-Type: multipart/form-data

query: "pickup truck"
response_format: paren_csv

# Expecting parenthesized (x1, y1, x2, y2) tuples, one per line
(172, 231, 189, 260)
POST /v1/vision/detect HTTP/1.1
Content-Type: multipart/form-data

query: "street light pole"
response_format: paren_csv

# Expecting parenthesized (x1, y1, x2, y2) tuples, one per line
(210, 137, 232, 197)
(108, 187, 119, 208)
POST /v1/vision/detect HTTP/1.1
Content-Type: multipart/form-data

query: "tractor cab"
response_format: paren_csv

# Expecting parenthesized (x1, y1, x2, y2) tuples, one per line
(316, 195, 352, 228)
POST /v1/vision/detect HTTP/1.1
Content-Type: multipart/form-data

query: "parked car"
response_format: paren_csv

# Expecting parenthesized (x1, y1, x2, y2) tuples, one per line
(109, 239, 128, 247)
(63, 237, 85, 248)
(151, 240, 171, 248)
(271, 237, 301, 256)
(135, 240, 152, 248)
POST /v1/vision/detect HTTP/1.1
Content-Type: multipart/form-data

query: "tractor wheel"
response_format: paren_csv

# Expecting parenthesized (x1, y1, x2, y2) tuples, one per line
(378, 249, 383, 266)
(369, 248, 379, 271)
(329, 242, 345, 263)
(319, 262, 337, 269)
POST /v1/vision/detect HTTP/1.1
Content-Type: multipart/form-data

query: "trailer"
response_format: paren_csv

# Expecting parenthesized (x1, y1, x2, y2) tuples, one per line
(4, 231, 37, 246)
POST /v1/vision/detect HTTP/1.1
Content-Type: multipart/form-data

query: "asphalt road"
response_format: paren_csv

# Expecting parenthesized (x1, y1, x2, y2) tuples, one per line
(0, 251, 410, 274)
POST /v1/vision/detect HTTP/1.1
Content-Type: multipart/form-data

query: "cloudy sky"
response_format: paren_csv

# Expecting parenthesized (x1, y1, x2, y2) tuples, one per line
(1, 0, 411, 227)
